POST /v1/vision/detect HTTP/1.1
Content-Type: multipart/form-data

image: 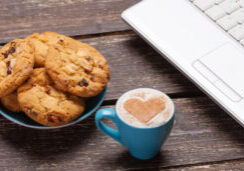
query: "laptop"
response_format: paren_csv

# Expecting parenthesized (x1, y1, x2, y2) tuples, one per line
(122, 0, 244, 127)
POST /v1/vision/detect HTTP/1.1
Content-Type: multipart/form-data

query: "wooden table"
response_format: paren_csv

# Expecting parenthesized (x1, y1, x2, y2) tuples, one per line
(0, 0, 243, 170)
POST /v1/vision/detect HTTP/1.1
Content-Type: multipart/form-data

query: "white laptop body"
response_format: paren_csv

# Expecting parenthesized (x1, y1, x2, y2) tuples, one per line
(122, 0, 244, 127)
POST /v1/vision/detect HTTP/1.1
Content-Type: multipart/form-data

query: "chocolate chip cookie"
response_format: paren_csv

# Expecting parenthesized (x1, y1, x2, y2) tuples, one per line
(17, 68, 85, 126)
(0, 39, 34, 97)
(1, 91, 21, 112)
(45, 38, 110, 97)
(26, 32, 68, 67)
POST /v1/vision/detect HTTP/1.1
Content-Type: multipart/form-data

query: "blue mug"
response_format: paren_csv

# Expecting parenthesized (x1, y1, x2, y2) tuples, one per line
(95, 89, 175, 160)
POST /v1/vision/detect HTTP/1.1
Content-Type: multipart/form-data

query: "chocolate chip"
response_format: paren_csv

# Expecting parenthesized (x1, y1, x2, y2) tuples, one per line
(47, 114, 55, 123)
(84, 68, 91, 74)
(7, 69, 12, 75)
(85, 56, 91, 61)
(2, 46, 15, 59)
(2, 53, 8, 58)
(98, 65, 103, 69)
(59, 39, 64, 44)
(6, 61, 10, 67)
(30, 111, 38, 116)
(27, 109, 38, 117)
(79, 78, 89, 87)
(45, 87, 51, 95)
(6, 61, 12, 75)
(90, 77, 94, 81)
(57, 116, 63, 122)
(9, 47, 15, 54)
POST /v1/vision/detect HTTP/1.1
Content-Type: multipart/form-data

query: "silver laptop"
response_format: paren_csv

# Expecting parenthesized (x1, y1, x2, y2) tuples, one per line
(122, 0, 244, 127)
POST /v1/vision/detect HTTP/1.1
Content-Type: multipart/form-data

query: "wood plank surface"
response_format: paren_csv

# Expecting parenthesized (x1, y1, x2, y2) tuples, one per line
(79, 33, 202, 100)
(0, 0, 139, 44)
(0, 97, 243, 170)
(165, 160, 244, 171)
(1, 1, 243, 170)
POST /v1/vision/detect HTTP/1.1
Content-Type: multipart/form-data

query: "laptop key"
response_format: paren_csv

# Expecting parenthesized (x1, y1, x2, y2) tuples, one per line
(215, 0, 225, 4)
(231, 8, 244, 23)
(229, 24, 244, 40)
(217, 15, 238, 30)
(240, 39, 244, 45)
(219, 0, 240, 14)
(205, 5, 226, 20)
(238, 0, 244, 7)
(191, 0, 244, 46)
(194, 0, 215, 11)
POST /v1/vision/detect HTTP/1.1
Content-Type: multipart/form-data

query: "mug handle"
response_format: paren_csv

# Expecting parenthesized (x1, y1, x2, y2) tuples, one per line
(95, 108, 124, 145)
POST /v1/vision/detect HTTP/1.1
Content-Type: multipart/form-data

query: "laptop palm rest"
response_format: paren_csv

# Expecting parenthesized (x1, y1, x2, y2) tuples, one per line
(193, 43, 244, 102)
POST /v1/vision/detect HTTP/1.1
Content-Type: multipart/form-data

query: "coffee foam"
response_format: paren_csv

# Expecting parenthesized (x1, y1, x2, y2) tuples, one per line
(116, 88, 174, 128)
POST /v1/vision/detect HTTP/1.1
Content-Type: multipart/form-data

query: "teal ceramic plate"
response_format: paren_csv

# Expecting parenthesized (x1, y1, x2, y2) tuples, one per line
(0, 87, 107, 129)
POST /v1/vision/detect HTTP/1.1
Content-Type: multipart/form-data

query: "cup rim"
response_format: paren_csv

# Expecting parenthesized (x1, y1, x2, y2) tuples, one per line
(0, 87, 107, 130)
(115, 88, 175, 130)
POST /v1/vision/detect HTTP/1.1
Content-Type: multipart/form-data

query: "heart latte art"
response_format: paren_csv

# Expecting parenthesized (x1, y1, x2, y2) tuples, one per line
(123, 97, 166, 123)
(117, 88, 173, 128)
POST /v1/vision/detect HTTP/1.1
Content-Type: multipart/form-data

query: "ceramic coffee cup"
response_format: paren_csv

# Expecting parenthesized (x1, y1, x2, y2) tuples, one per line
(95, 88, 175, 160)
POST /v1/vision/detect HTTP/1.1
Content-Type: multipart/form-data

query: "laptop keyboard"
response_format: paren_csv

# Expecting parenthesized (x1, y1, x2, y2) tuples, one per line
(190, 0, 244, 45)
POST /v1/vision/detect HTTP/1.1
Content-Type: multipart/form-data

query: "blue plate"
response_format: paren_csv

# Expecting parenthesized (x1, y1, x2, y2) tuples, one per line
(0, 87, 107, 129)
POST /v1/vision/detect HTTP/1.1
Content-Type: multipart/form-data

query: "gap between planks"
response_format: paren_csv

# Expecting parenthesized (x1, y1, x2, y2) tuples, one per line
(151, 158, 244, 171)
(0, 30, 134, 46)
(102, 92, 205, 106)
(71, 30, 134, 40)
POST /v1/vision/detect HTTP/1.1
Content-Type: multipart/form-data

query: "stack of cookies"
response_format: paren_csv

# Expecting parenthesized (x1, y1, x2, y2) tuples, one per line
(0, 32, 110, 126)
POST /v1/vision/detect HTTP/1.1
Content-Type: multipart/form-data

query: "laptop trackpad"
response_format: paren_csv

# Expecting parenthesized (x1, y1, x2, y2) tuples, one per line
(194, 43, 244, 102)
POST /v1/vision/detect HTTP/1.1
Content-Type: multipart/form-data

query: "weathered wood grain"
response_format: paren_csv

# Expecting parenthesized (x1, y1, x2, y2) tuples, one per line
(79, 33, 202, 100)
(165, 160, 244, 171)
(0, 97, 242, 170)
(0, 0, 139, 44)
